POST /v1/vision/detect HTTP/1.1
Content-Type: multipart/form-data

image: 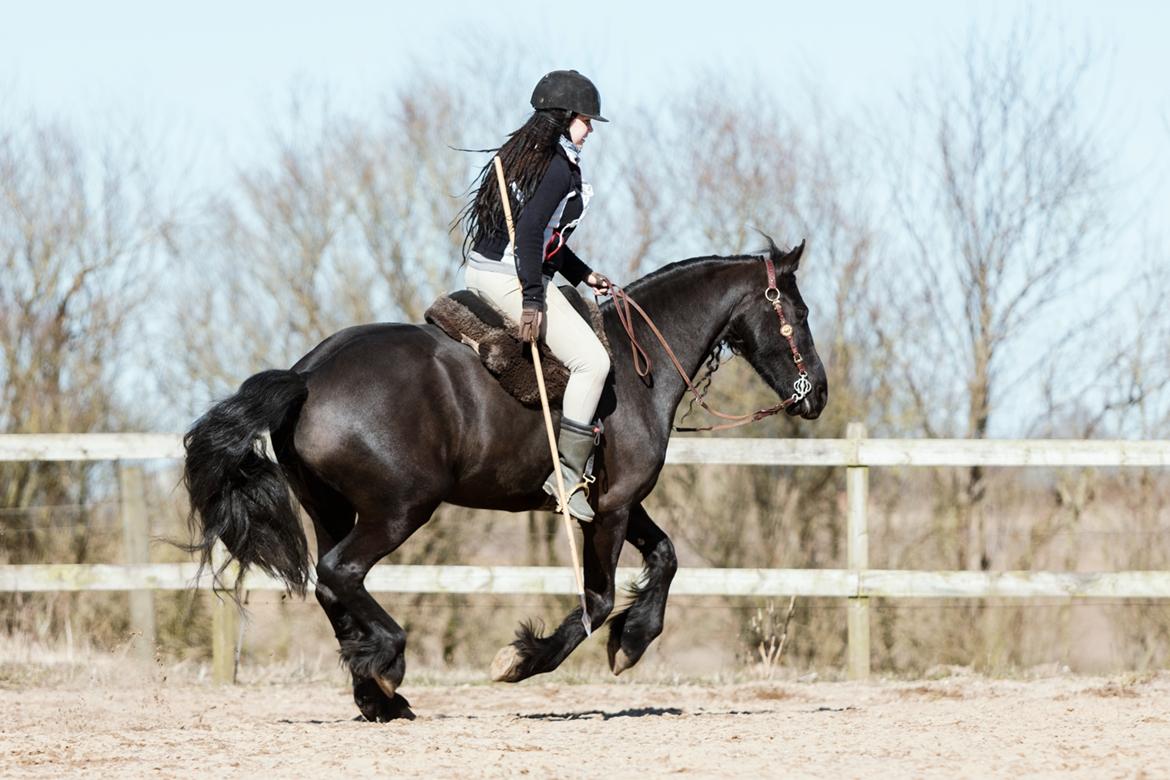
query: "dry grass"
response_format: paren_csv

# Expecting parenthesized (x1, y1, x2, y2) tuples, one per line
(1085, 681, 1141, 698)
(1081, 672, 1156, 699)
(895, 684, 966, 700)
(744, 684, 800, 701)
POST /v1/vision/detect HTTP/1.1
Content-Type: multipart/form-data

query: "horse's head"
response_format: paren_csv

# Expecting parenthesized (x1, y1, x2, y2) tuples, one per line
(726, 237, 828, 420)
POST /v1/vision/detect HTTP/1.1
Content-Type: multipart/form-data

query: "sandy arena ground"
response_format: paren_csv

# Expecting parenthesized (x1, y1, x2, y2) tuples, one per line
(3, 674, 1169, 778)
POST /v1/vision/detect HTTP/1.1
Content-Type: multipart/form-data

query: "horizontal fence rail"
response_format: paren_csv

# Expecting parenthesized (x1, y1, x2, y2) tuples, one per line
(4, 432, 1170, 466)
(5, 563, 1170, 600)
(2, 430, 1168, 682)
(0, 433, 185, 461)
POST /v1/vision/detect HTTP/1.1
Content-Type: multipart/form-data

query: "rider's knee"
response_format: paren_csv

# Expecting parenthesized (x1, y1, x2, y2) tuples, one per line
(580, 340, 610, 377)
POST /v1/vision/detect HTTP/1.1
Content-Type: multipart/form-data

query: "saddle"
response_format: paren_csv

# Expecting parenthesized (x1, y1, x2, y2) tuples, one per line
(425, 286, 612, 409)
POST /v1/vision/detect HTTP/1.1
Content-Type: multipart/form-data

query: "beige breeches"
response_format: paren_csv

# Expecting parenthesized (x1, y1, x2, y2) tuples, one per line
(465, 266, 610, 424)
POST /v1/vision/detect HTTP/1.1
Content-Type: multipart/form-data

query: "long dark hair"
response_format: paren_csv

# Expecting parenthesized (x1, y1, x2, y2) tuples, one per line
(460, 109, 573, 259)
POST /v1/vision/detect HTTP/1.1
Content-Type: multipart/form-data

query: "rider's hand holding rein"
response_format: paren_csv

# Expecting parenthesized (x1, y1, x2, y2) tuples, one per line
(586, 271, 613, 296)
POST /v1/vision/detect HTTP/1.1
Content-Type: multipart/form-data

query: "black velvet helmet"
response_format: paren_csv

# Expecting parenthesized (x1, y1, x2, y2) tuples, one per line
(530, 70, 608, 122)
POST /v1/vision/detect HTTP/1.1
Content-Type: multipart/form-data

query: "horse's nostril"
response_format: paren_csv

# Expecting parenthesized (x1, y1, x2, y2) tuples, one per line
(816, 385, 828, 407)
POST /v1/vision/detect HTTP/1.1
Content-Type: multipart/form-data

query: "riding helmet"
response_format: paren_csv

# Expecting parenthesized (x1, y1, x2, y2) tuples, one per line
(530, 70, 609, 122)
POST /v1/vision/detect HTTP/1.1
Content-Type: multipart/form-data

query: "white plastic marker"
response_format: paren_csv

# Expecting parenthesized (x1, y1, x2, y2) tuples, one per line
(492, 156, 591, 637)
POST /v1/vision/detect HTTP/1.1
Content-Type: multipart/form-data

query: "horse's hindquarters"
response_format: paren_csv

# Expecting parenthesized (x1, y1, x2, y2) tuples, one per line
(288, 322, 557, 513)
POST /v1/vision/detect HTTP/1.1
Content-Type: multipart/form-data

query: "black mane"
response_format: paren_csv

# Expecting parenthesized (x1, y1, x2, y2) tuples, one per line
(615, 233, 799, 299)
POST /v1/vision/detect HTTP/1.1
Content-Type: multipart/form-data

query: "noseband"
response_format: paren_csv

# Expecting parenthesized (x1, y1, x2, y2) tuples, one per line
(609, 255, 812, 433)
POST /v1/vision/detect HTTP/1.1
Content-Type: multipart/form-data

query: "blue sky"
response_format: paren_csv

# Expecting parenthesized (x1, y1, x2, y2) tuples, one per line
(4, 0, 1166, 204)
(2, 0, 1165, 237)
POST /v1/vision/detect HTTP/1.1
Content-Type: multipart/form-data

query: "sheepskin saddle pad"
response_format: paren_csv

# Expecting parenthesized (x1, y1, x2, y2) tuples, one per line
(424, 286, 612, 409)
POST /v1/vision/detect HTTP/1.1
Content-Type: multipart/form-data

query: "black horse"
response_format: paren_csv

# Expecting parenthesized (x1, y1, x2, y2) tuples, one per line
(184, 238, 827, 721)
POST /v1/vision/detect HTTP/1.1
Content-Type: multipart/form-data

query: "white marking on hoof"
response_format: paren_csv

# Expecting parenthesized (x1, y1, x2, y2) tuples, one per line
(610, 649, 633, 676)
(490, 645, 523, 682)
(374, 675, 398, 700)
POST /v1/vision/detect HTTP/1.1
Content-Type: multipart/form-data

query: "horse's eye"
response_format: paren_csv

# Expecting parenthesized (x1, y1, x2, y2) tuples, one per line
(796, 308, 809, 322)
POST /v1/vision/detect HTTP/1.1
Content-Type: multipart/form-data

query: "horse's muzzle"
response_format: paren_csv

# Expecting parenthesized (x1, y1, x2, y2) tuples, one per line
(788, 382, 827, 419)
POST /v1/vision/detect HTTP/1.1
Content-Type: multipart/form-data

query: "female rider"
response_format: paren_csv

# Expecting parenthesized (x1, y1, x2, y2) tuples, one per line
(462, 69, 613, 522)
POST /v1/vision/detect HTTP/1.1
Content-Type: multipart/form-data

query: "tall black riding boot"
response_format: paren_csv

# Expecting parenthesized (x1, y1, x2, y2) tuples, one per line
(542, 417, 597, 522)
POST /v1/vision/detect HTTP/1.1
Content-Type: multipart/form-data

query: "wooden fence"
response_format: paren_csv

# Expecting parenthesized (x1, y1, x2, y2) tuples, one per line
(2, 428, 1169, 683)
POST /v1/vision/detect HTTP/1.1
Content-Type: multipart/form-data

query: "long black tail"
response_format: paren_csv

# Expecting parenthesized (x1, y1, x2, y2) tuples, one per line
(184, 369, 310, 596)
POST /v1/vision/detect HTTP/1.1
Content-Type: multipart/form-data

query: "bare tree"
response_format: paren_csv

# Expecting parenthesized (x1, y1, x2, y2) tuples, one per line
(880, 23, 1109, 571)
(166, 79, 482, 415)
(340, 77, 470, 321)
(0, 109, 170, 667)
(594, 79, 889, 669)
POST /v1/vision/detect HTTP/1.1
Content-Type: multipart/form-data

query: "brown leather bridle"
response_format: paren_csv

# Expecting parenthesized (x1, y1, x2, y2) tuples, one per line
(607, 255, 813, 432)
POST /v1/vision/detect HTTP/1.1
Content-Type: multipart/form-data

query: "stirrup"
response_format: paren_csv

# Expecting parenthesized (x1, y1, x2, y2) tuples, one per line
(553, 482, 590, 509)
(551, 482, 594, 521)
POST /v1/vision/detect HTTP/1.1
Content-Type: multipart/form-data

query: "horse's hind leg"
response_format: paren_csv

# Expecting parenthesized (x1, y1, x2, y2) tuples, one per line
(491, 507, 629, 682)
(294, 476, 411, 721)
(312, 526, 409, 721)
(314, 501, 435, 714)
(607, 503, 678, 675)
(315, 553, 413, 722)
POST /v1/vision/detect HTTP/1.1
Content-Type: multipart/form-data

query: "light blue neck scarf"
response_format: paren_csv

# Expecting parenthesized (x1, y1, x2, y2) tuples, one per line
(559, 135, 582, 166)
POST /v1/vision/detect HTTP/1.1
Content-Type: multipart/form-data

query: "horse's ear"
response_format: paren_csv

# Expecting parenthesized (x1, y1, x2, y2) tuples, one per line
(776, 239, 805, 274)
(753, 229, 805, 273)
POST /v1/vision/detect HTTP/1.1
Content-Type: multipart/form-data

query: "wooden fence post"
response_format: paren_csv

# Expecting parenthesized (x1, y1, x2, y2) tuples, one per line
(210, 541, 240, 684)
(117, 463, 155, 662)
(846, 422, 871, 681)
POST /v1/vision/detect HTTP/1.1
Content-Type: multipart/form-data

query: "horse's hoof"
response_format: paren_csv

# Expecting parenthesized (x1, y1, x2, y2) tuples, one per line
(490, 645, 524, 682)
(374, 675, 398, 700)
(608, 650, 636, 673)
(610, 648, 634, 676)
(384, 692, 416, 721)
(354, 680, 415, 722)
(605, 623, 638, 676)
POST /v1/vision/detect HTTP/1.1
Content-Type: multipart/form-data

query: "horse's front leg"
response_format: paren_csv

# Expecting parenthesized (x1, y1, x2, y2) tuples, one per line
(491, 506, 629, 683)
(606, 502, 678, 675)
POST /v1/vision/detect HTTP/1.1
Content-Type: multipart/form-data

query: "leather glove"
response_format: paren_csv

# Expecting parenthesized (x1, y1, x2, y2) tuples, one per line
(586, 271, 613, 296)
(519, 305, 543, 343)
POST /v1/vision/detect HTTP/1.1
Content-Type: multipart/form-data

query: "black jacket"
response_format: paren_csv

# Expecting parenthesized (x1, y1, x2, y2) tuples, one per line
(472, 145, 593, 307)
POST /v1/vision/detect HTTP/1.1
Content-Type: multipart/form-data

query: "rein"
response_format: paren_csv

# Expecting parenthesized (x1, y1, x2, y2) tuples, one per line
(607, 255, 812, 433)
